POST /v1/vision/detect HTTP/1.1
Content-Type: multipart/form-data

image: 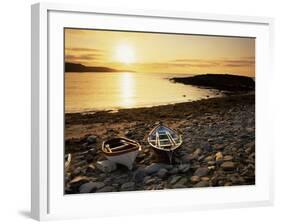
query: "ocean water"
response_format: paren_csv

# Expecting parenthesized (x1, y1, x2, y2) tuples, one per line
(65, 72, 222, 113)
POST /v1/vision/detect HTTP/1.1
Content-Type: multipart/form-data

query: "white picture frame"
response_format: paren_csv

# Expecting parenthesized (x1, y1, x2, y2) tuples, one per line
(31, 2, 274, 221)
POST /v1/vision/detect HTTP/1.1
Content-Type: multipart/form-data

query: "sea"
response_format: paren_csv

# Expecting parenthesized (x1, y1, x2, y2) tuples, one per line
(65, 72, 223, 113)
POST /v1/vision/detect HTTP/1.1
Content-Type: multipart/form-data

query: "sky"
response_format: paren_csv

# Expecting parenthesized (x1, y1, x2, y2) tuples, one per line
(65, 28, 255, 76)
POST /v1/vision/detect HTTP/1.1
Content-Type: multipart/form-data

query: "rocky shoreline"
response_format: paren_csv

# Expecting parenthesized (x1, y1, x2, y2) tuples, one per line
(65, 93, 255, 194)
(170, 74, 255, 92)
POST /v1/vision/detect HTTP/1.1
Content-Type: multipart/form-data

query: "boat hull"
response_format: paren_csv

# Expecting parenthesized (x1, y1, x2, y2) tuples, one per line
(151, 148, 176, 163)
(105, 150, 139, 170)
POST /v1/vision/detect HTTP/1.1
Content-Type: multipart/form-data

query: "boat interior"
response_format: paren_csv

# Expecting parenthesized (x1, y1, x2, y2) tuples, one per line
(104, 139, 139, 153)
(149, 128, 182, 149)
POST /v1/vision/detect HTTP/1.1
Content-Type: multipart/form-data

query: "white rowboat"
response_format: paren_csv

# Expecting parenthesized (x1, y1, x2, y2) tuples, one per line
(102, 137, 141, 170)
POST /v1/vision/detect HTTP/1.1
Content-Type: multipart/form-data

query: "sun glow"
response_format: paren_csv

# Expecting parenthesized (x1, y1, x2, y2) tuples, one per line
(120, 72, 135, 108)
(115, 44, 136, 64)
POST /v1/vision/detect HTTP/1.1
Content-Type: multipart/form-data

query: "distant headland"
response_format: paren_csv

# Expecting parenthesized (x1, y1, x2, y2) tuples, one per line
(65, 62, 133, 73)
(170, 74, 255, 92)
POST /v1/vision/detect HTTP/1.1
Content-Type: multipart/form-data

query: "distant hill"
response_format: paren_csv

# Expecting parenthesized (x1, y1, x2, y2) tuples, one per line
(170, 74, 255, 92)
(65, 62, 130, 73)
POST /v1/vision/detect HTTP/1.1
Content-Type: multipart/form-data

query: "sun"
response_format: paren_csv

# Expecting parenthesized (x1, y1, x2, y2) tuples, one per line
(115, 44, 136, 64)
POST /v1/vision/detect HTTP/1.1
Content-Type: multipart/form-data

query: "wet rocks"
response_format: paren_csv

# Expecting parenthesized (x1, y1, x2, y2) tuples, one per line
(96, 160, 117, 173)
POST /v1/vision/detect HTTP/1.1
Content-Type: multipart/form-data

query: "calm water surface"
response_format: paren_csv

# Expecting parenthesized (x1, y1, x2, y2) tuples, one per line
(65, 72, 222, 113)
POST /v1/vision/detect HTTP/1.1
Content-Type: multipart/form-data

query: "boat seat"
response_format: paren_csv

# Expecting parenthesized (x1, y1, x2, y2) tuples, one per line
(108, 143, 139, 152)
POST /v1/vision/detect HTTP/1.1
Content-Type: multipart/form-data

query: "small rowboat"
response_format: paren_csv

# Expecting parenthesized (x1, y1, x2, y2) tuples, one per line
(102, 137, 141, 170)
(147, 124, 183, 163)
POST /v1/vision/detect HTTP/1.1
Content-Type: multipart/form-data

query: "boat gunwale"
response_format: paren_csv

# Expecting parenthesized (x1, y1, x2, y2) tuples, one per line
(147, 124, 183, 152)
(102, 137, 141, 156)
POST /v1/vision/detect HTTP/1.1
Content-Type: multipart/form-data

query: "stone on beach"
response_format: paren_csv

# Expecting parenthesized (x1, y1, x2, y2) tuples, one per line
(181, 148, 201, 162)
(79, 182, 105, 193)
(193, 148, 202, 157)
(215, 151, 223, 161)
(172, 177, 188, 188)
(190, 176, 200, 184)
(178, 164, 191, 173)
(194, 180, 209, 188)
(145, 163, 162, 174)
(144, 177, 156, 185)
(124, 130, 134, 138)
(203, 142, 213, 152)
(145, 163, 171, 175)
(96, 186, 116, 192)
(169, 176, 182, 185)
(121, 182, 135, 191)
(88, 148, 97, 155)
(201, 177, 210, 181)
(157, 168, 168, 178)
(70, 176, 89, 184)
(204, 155, 213, 162)
(87, 135, 97, 144)
(193, 167, 209, 177)
(221, 161, 236, 171)
(223, 155, 233, 161)
(169, 167, 179, 175)
(133, 167, 146, 182)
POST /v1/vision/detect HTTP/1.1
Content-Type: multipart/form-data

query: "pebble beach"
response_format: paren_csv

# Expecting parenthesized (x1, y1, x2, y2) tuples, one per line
(64, 90, 255, 194)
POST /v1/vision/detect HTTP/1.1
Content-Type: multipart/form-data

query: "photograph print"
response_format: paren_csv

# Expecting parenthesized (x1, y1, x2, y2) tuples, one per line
(64, 28, 255, 194)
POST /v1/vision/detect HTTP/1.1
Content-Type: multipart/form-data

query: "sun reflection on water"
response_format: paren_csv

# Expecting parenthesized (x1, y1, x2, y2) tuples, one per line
(120, 72, 135, 108)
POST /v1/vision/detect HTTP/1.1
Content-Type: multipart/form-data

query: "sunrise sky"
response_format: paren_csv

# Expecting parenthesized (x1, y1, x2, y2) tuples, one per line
(65, 28, 255, 76)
